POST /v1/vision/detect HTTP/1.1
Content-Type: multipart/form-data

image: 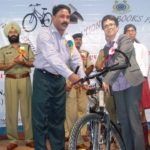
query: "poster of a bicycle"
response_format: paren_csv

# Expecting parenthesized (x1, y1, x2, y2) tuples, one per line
(22, 3, 52, 32)
(22, 3, 83, 32)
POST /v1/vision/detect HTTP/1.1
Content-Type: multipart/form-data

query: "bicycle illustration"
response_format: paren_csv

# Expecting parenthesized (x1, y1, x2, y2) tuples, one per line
(68, 50, 130, 150)
(22, 3, 52, 32)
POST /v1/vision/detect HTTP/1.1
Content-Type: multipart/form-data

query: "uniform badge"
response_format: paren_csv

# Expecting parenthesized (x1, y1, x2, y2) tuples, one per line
(65, 35, 75, 57)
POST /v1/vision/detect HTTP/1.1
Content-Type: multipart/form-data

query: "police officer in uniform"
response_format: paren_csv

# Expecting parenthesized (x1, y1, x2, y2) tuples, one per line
(65, 33, 94, 149)
(0, 22, 34, 150)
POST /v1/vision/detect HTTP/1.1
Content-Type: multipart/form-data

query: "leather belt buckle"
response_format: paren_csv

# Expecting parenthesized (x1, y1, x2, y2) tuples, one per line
(16, 74, 20, 78)
(37, 69, 61, 78)
(6, 72, 30, 79)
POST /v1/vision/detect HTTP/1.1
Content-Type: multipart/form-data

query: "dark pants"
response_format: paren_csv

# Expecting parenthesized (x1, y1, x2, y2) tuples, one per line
(104, 92, 117, 124)
(114, 83, 145, 150)
(32, 69, 66, 150)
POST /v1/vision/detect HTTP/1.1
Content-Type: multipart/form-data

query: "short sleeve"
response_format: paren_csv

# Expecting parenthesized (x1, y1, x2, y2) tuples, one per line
(28, 45, 35, 61)
(0, 49, 4, 64)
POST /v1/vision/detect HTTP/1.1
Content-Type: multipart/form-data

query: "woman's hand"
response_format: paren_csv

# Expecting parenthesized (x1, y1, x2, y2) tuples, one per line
(102, 81, 110, 93)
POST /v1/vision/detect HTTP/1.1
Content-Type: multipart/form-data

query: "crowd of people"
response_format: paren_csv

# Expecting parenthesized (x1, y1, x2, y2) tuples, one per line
(0, 4, 150, 150)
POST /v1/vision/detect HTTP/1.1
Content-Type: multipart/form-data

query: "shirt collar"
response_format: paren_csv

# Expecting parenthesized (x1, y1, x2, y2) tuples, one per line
(9, 43, 21, 48)
(50, 23, 68, 38)
(106, 33, 119, 47)
(113, 33, 119, 43)
(50, 23, 59, 33)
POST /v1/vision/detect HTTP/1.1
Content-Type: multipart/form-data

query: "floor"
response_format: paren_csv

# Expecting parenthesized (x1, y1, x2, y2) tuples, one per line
(0, 134, 51, 150)
(1, 134, 149, 150)
(0, 140, 35, 150)
(0, 138, 119, 150)
(0, 138, 51, 150)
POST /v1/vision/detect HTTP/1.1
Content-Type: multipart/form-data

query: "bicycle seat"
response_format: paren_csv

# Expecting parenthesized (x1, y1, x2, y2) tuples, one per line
(36, 3, 41, 6)
(42, 8, 47, 10)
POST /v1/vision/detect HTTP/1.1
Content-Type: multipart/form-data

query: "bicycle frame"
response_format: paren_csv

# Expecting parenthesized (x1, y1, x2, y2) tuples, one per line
(22, 3, 52, 32)
(68, 49, 129, 150)
(32, 8, 44, 21)
(79, 49, 129, 148)
(87, 80, 111, 149)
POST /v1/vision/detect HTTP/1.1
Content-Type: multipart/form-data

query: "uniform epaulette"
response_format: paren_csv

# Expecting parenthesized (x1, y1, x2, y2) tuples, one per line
(21, 43, 30, 46)
(0, 45, 10, 50)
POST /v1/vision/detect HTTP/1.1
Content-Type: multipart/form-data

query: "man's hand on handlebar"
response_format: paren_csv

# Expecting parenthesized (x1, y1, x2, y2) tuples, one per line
(68, 73, 80, 83)
(68, 73, 80, 88)
(66, 80, 72, 92)
(68, 73, 89, 90)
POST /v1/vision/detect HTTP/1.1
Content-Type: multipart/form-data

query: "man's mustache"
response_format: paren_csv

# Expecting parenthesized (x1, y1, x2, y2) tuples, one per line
(61, 22, 68, 26)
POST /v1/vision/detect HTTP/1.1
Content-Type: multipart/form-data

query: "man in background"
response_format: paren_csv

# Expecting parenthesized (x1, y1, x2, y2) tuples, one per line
(0, 22, 34, 150)
(65, 33, 94, 149)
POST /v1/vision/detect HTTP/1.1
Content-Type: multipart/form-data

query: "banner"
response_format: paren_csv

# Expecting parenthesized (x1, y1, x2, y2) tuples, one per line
(0, 0, 150, 134)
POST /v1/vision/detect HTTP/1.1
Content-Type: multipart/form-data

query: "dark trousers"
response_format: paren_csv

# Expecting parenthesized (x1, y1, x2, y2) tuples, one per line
(114, 83, 145, 150)
(32, 69, 66, 150)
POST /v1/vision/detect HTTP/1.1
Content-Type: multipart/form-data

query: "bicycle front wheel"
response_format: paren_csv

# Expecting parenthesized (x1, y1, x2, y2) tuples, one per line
(68, 113, 125, 150)
(43, 12, 52, 27)
(22, 13, 37, 32)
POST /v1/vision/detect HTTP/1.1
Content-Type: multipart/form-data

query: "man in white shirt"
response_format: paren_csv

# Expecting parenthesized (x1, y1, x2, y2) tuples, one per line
(32, 4, 85, 150)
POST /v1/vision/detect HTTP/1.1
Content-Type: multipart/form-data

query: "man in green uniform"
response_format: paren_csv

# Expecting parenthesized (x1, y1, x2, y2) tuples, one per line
(65, 33, 94, 149)
(0, 22, 34, 150)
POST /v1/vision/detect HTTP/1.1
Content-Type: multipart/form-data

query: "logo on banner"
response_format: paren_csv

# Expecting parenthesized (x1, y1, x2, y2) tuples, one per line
(113, 0, 130, 14)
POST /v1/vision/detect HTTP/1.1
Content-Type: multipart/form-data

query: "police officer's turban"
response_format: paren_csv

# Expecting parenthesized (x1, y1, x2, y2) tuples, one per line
(4, 22, 21, 37)
(72, 33, 83, 39)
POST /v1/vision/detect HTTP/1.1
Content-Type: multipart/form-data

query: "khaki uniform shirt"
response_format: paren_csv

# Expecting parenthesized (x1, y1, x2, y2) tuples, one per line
(0, 43, 34, 74)
(95, 49, 106, 70)
(79, 50, 93, 70)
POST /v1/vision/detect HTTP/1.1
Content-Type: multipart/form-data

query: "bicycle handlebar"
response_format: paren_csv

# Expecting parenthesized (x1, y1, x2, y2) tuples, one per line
(74, 49, 131, 84)
(29, 3, 41, 7)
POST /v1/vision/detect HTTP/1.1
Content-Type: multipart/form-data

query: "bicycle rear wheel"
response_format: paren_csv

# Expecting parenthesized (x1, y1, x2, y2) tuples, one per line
(68, 113, 125, 150)
(43, 12, 52, 27)
(22, 13, 37, 32)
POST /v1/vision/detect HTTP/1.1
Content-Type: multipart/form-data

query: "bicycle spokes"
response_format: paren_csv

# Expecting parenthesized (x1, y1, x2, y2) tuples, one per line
(43, 13, 52, 27)
(22, 13, 37, 32)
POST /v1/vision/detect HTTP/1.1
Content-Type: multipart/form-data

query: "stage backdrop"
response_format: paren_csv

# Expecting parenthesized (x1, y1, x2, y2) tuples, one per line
(0, 0, 150, 134)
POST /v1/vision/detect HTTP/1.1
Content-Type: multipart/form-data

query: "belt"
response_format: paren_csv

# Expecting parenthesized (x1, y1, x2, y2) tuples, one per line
(6, 72, 30, 79)
(37, 69, 61, 78)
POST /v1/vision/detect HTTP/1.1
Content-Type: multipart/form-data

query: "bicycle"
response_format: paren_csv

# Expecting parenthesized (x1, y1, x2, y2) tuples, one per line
(22, 3, 52, 32)
(68, 50, 130, 150)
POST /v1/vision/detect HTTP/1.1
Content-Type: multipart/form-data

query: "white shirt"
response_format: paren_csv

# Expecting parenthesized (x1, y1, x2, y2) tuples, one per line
(34, 24, 85, 79)
(134, 42, 149, 77)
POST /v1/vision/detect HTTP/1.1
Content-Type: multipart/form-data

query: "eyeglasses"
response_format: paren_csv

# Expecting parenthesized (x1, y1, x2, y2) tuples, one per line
(103, 23, 116, 29)
(126, 29, 136, 33)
